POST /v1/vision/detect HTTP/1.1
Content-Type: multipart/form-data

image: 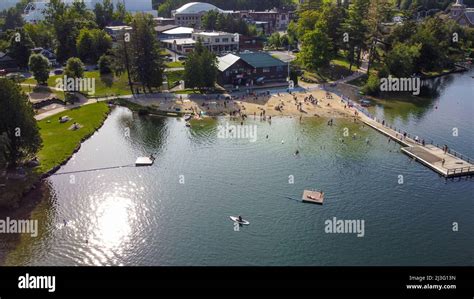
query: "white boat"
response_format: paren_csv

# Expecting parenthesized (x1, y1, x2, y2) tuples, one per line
(184, 114, 192, 121)
(229, 216, 250, 225)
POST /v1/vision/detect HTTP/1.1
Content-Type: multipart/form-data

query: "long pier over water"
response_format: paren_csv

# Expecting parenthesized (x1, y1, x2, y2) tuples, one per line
(326, 86, 474, 177)
(359, 111, 474, 178)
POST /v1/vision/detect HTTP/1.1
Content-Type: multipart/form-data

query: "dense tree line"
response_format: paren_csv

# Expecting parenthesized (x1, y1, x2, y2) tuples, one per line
(293, 0, 473, 82)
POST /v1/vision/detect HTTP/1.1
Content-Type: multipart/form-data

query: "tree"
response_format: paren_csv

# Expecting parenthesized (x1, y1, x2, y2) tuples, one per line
(64, 57, 85, 79)
(342, 0, 370, 70)
(77, 28, 112, 64)
(113, 2, 127, 23)
(184, 39, 218, 92)
(300, 28, 333, 71)
(98, 54, 113, 74)
(7, 28, 34, 68)
(24, 23, 55, 50)
(385, 42, 421, 77)
(361, 73, 380, 95)
(268, 32, 281, 48)
(94, 0, 114, 28)
(29, 54, 50, 85)
(44, 0, 96, 62)
(76, 29, 95, 63)
(129, 13, 164, 92)
(2, 7, 24, 31)
(0, 78, 41, 167)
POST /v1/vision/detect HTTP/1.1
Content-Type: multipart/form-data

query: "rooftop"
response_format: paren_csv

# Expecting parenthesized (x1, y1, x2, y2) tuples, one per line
(162, 26, 195, 35)
(173, 2, 223, 14)
(237, 52, 286, 68)
(217, 54, 241, 71)
(217, 52, 287, 71)
(161, 38, 196, 45)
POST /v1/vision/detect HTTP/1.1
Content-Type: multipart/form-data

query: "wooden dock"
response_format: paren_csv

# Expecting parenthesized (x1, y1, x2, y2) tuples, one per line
(359, 113, 474, 177)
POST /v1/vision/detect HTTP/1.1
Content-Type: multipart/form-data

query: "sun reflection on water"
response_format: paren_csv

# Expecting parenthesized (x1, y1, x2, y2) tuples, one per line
(89, 195, 135, 253)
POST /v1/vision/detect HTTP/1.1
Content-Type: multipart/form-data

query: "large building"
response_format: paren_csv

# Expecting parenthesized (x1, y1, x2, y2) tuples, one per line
(449, 0, 474, 27)
(239, 9, 291, 33)
(172, 2, 231, 28)
(217, 52, 287, 86)
(161, 29, 239, 55)
(22, 0, 157, 23)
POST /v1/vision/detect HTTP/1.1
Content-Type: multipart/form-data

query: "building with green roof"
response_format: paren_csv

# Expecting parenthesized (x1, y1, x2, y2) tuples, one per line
(217, 52, 287, 87)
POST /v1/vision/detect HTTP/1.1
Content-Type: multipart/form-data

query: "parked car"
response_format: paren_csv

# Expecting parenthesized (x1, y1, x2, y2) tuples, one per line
(54, 69, 64, 75)
(0, 69, 7, 76)
(6, 72, 25, 81)
(177, 56, 187, 61)
(292, 49, 300, 53)
(255, 76, 265, 85)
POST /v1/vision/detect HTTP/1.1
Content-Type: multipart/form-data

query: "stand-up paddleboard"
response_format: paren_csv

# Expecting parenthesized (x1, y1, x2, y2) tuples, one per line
(230, 216, 250, 225)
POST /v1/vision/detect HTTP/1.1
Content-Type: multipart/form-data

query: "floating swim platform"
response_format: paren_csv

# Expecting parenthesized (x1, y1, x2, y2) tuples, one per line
(135, 157, 154, 166)
(302, 190, 324, 204)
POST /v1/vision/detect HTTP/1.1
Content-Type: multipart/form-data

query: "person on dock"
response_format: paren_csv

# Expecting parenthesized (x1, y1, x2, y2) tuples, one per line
(442, 159, 445, 166)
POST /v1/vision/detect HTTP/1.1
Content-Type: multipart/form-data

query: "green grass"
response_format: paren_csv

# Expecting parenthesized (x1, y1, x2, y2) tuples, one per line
(165, 61, 184, 68)
(166, 70, 184, 88)
(25, 71, 133, 98)
(330, 57, 352, 70)
(36, 102, 109, 173)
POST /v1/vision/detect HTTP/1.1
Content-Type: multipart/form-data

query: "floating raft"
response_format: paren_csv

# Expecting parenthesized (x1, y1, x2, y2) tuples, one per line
(135, 157, 154, 166)
(302, 190, 324, 204)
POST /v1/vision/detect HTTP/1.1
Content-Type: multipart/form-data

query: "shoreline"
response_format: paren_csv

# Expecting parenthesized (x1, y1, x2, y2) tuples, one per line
(123, 87, 358, 120)
(0, 105, 112, 223)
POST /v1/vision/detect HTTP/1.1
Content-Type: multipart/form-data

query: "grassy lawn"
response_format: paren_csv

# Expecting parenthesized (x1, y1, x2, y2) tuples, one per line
(166, 70, 184, 88)
(25, 71, 132, 98)
(36, 102, 109, 173)
(165, 61, 184, 68)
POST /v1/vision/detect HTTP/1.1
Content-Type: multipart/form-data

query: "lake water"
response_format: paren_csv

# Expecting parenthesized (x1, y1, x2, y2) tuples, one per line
(2, 70, 473, 266)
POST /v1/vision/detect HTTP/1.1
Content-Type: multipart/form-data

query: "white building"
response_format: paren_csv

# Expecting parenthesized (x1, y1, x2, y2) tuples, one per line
(172, 2, 233, 28)
(22, 0, 157, 23)
(161, 30, 239, 55)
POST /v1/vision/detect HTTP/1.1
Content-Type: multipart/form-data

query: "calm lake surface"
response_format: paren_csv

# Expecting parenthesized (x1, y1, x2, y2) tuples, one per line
(3, 70, 474, 266)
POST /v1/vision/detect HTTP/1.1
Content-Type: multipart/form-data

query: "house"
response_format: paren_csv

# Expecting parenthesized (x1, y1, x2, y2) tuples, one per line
(31, 47, 57, 67)
(449, 0, 474, 27)
(155, 24, 179, 39)
(217, 52, 287, 86)
(0, 51, 19, 72)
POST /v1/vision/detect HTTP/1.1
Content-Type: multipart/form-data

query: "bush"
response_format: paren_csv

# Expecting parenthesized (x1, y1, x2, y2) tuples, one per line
(361, 74, 380, 96)
(98, 54, 113, 75)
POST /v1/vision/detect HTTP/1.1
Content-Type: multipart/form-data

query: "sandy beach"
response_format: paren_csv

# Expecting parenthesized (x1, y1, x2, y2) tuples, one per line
(129, 87, 358, 120)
